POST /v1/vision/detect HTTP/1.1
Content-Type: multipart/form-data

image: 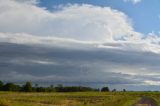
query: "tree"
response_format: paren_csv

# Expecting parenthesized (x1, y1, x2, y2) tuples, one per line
(0, 81, 3, 90)
(123, 89, 126, 92)
(35, 84, 38, 88)
(50, 85, 54, 88)
(55, 84, 63, 92)
(112, 89, 116, 92)
(36, 87, 46, 92)
(22, 82, 32, 92)
(3, 83, 20, 91)
(101, 87, 109, 92)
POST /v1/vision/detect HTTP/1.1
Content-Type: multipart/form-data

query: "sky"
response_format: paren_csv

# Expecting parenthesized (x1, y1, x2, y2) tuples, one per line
(1, 0, 160, 91)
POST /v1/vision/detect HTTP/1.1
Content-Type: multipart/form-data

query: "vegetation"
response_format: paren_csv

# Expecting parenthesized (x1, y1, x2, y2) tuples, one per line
(0, 91, 160, 106)
(1, 81, 160, 106)
(101, 86, 110, 92)
(3, 83, 20, 91)
(0, 81, 102, 92)
(22, 82, 32, 92)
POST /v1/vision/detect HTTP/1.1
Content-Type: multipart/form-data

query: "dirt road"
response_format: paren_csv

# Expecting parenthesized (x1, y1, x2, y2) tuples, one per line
(132, 97, 158, 106)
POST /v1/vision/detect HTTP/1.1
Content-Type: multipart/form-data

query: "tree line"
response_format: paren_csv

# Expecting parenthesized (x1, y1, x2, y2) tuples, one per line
(0, 81, 123, 92)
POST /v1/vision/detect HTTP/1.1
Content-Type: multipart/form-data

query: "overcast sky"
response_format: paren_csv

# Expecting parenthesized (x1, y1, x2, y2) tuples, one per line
(1, 0, 160, 91)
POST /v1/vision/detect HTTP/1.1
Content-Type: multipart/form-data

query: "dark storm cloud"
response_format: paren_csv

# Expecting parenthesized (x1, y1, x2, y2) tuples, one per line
(0, 42, 159, 88)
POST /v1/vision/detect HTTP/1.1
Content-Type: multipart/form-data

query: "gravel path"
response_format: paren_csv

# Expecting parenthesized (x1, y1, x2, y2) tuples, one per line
(132, 97, 158, 106)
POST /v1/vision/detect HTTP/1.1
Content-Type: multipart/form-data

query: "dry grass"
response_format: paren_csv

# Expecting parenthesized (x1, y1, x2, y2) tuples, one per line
(0, 92, 159, 106)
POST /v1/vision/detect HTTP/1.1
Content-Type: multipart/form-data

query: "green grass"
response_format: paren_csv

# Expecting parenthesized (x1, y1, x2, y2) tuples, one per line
(0, 91, 160, 106)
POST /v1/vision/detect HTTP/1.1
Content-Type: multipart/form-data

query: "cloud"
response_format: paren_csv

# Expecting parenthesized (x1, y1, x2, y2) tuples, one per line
(0, 41, 160, 90)
(0, 0, 140, 42)
(13, 0, 39, 5)
(1, 32, 160, 54)
(123, 0, 142, 4)
(0, 0, 160, 90)
(144, 80, 160, 86)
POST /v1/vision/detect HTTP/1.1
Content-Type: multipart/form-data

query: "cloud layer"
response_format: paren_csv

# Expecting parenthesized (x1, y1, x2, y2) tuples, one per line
(124, 0, 142, 4)
(0, 0, 159, 90)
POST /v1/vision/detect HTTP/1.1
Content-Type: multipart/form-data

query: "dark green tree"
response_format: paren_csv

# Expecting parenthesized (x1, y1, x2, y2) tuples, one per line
(0, 81, 3, 90)
(123, 89, 126, 92)
(22, 82, 32, 92)
(101, 87, 109, 92)
(3, 83, 20, 91)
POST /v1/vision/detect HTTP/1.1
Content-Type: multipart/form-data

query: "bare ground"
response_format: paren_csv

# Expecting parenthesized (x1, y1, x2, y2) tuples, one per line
(132, 97, 158, 106)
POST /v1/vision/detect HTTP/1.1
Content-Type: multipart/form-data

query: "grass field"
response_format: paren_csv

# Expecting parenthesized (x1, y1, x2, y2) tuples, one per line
(0, 92, 160, 106)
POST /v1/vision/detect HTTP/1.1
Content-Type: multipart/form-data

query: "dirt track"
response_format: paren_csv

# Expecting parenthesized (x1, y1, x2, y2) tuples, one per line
(132, 97, 158, 106)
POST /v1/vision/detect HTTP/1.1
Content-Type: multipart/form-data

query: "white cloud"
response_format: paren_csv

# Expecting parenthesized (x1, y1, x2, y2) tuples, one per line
(1, 32, 160, 54)
(0, 0, 158, 53)
(144, 80, 160, 86)
(8, 58, 59, 65)
(124, 0, 142, 4)
(13, 0, 39, 5)
(0, 0, 140, 42)
(1, 0, 160, 56)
